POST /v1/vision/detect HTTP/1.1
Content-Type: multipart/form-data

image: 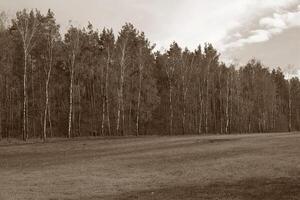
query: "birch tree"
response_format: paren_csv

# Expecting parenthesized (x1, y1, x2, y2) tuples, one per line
(116, 30, 128, 135)
(65, 26, 80, 138)
(115, 23, 139, 135)
(100, 28, 114, 135)
(13, 10, 40, 140)
(135, 32, 158, 135)
(42, 10, 60, 141)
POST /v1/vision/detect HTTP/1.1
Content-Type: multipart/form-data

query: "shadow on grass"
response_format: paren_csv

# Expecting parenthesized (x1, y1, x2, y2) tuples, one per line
(0, 137, 247, 170)
(98, 177, 300, 200)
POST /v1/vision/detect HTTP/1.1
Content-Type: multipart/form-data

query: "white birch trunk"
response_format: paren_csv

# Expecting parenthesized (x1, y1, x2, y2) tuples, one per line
(116, 41, 127, 135)
(68, 52, 75, 138)
(43, 38, 53, 141)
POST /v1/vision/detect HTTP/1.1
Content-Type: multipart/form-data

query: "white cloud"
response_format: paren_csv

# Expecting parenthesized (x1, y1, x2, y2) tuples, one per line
(223, 30, 271, 49)
(259, 9, 300, 30)
(223, 3, 300, 51)
(247, 30, 271, 43)
(260, 13, 287, 29)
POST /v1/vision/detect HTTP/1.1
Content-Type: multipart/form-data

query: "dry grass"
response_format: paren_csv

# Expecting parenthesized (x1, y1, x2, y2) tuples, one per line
(0, 133, 300, 200)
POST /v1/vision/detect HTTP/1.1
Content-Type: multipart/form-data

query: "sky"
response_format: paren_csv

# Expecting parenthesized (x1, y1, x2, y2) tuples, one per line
(1, 0, 300, 76)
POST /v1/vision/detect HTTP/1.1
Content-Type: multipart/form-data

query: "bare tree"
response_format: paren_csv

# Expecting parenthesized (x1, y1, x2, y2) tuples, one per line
(99, 29, 114, 136)
(116, 36, 128, 135)
(66, 27, 80, 138)
(42, 11, 59, 141)
(14, 10, 39, 140)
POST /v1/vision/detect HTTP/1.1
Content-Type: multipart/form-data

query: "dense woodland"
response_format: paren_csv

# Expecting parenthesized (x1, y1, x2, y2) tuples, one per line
(0, 9, 299, 141)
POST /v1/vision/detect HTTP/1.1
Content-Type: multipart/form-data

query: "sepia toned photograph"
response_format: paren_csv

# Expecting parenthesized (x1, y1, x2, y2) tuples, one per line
(0, 0, 300, 199)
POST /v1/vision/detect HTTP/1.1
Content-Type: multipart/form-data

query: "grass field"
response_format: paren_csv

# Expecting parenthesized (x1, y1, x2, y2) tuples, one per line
(0, 133, 300, 200)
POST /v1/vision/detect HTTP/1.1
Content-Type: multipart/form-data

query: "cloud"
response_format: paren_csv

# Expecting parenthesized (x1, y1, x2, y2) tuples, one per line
(259, 7, 300, 30)
(259, 14, 287, 29)
(223, 3, 300, 50)
(226, 30, 271, 48)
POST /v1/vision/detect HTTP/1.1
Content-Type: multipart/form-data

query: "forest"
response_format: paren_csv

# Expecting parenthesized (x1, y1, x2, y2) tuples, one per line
(0, 9, 299, 141)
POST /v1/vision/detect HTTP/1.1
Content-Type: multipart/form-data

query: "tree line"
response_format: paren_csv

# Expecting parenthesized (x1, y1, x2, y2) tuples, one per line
(0, 9, 299, 141)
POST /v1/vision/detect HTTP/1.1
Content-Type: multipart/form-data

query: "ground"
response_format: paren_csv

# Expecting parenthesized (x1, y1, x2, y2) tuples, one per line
(0, 133, 300, 200)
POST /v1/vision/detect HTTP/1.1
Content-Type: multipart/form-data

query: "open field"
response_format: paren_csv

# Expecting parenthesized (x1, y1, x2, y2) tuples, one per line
(0, 133, 300, 200)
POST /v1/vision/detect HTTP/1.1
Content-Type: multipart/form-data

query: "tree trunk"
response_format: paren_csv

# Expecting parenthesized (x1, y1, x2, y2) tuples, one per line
(101, 71, 105, 136)
(30, 58, 35, 139)
(78, 90, 81, 137)
(117, 42, 126, 136)
(48, 104, 53, 137)
(68, 53, 75, 138)
(23, 51, 27, 141)
(121, 93, 125, 136)
(8, 89, 12, 139)
(90, 82, 96, 135)
(43, 73, 50, 141)
(43, 53, 52, 141)
(136, 64, 143, 136)
(199, 95, 203, 135)
(197, 79, 203, 135)
(219, 69, 223, 134)
(182, 89, 187, 135)
(129, 93, 132, 134)
(169, 79, 173, 135)
(105, 50, 111, 135)
(101, 98, 105, 135)
(288, 81, 292, 132)
(118, 73, 125, 136)
(205, 62, 210, 134)
(116, 89, 121, 135)
(225, 72, 230, 134)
